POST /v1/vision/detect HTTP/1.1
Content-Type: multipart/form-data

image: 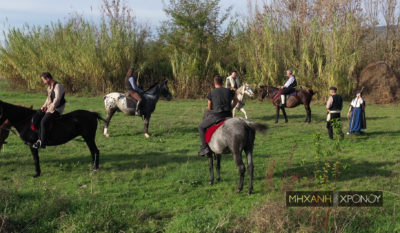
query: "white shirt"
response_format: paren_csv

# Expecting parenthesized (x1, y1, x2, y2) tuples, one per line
(284, 75, 296, 88)
(350, 97, 364, 108)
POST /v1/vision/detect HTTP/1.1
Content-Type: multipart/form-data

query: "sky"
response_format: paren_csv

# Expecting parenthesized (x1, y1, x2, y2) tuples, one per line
(0, 0, 253, 41)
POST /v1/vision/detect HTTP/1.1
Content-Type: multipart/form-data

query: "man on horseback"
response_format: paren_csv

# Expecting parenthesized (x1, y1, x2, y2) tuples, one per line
(326, 87, 344, 139)
(225, 71, 241, 91)
(279, 70, 297, 107)
(125, 67, 143, 116)
(198, 75, 238, 156)
(33, 72, 66, 149)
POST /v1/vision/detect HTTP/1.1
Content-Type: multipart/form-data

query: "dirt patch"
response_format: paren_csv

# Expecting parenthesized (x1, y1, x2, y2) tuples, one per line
(358, 61, 400, 104)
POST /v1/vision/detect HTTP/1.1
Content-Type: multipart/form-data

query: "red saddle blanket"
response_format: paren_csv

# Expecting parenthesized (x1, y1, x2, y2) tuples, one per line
(205, 120, 227, 143)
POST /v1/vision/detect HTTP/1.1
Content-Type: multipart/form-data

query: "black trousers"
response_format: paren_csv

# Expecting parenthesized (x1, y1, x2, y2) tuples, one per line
(198, 111, 231, 148)
(40, 111, 60, 145)
(326, 113, 342, 139)
(281, 87, 295, 95)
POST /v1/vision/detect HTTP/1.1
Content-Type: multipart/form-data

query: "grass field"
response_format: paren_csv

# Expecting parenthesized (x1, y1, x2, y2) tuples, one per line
(0, 80, 399, 232)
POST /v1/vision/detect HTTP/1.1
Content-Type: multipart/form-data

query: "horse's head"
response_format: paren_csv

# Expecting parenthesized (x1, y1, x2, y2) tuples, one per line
(258, 85, 268, 101)
(159, 80, 173, 101)
(243, 84, 254, 98)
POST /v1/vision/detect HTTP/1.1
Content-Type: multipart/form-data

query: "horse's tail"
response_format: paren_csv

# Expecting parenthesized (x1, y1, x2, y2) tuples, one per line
(243, 119, 268, 135)
(92, 112, 106, 123)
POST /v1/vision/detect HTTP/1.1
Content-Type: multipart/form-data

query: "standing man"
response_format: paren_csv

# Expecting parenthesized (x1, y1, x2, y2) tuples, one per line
(326, 87, 343, 139)
(225, 71, 241, 91)
(32, 72, 66, 149)
(198, 75, 238, 156)
(280, 69, 297, 107)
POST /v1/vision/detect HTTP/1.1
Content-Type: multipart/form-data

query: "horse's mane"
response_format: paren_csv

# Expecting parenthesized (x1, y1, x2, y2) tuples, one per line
(1, 101, 35, 116)
(144, 82, 160, 93)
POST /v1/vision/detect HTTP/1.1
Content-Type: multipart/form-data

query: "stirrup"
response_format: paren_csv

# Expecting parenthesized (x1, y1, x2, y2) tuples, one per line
(32, 140, 42, 149)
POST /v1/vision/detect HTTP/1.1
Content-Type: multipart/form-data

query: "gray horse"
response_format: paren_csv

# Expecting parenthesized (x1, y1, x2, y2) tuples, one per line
(205, 115, 268, 194)
(103, 80, 172, 138)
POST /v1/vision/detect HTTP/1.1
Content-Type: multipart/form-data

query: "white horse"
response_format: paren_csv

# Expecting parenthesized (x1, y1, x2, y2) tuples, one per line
(233, 84, 254, 119)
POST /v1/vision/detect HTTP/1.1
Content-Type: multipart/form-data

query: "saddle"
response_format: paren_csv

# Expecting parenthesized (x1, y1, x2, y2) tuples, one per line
(30, 110, 57, 132)
(273, 90, 298, 103)
(126, 94, 145, 110)
(205, 119, 229, 143)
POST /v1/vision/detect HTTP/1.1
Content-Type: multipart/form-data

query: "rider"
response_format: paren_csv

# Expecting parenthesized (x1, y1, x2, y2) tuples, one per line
(125, 67, 143, 115)
(280, 69, 297, 107)
(326, 86, 343, 139)
(198, 75, 238, 156)
(32, 72, 66, 149)
(225, 71, 241, 91)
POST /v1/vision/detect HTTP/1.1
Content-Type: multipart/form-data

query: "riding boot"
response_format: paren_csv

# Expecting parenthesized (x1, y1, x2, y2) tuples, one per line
(135, 100, 141, 116)
(198, 145, 210, 157)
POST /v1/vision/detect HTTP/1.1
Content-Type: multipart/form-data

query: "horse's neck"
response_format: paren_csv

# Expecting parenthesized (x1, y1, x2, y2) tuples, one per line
(236, 92, 244, 101)
(144, 85, 160, 100)
(3, 103, 33, 132)
(236, 87, 245, 101)
(267, 87, 280, 98)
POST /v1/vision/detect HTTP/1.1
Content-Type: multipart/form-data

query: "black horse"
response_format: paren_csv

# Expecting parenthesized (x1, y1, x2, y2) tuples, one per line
(258, 85, 315, 123)
(0, 100, 105, 177)
(103, 80, 173, 138)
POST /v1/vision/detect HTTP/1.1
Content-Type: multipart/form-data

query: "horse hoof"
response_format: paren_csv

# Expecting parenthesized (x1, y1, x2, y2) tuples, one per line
(216, 177, 221, 182)
(144, 133, 150, 138)
(248, 190, 253, 195)
(236, 189, 242, 193)
(275, 121, 278, 124)
(33, 174, 40, 178)
(104, 133, 110, 138)
(209, 181, 214, 185)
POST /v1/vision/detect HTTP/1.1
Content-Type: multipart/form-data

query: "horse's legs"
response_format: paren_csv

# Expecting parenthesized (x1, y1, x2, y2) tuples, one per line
(144, 114, 151, 138)
(216, 154, 221, 181)
(103, 108, 117, 137)
(304, 104, 312, 123)
(281, 106, 288, 123)
(83, 136, 100, 170)
(30, 147, 41, 177)
(275, 105, 280, 123)
(208, 154, 214, 185)
(233, 149, 245, 193)
(244, 147, 254, 195)
(240, 108, 248, 119)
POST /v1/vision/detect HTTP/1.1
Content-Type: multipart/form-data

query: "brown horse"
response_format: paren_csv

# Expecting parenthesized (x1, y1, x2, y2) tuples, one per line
(258, 85, 315, 123)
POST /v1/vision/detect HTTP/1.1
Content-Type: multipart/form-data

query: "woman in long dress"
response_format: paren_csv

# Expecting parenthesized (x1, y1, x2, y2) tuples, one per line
(347, 90, 366, 134)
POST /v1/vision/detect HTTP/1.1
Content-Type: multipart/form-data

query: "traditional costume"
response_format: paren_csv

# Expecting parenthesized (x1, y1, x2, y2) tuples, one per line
(348, 91, 366, 134)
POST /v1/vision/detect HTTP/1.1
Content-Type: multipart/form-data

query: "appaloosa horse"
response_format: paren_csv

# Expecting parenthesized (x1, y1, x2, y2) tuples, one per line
(204, 111, 268, 194)
(233, 84, 254, 119)
(103, 80, 172, 138)
(258, 85, 315, 123)
(0, 100, 105, 177)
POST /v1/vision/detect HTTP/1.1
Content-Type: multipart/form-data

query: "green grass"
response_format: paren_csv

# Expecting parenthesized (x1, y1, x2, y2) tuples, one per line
(0, 80, 399, 232)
